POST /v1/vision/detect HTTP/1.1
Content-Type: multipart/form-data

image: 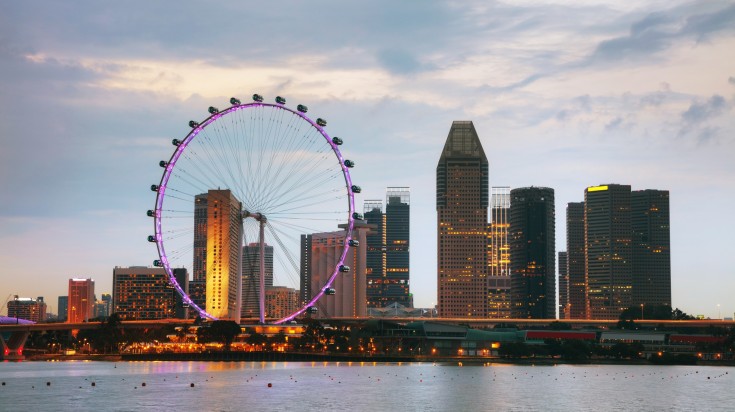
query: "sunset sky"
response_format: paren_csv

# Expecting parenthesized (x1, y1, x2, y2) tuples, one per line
(1, 1, 734, 318)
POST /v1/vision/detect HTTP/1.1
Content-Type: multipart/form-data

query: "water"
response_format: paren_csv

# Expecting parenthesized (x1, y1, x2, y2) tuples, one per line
(0, 361, 732, 411)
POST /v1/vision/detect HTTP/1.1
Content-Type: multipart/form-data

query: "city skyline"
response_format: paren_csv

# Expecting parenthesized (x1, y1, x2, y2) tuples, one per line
(1, 2, 734, 319)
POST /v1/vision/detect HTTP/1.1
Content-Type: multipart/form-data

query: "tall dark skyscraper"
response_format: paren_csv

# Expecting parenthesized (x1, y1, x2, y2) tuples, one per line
(585, 184, 632, 320)
(364, 199, 385, 308)
(509, 187, 556, 319)
(241, 243, 274, 319)
(558, 251, 568, 319)
(488, 187, 511, 318)
(436, 121, 489, 318)
(385, 187, 411, 307)
(566, 202, 587, 319)
(631, 189, 671, 308)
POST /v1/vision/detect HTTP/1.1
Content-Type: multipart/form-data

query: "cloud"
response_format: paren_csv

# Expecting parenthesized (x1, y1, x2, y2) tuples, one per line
(729, 76, 735, 85)
(681, 95, 727, 124)
(376, 49, 425, 75)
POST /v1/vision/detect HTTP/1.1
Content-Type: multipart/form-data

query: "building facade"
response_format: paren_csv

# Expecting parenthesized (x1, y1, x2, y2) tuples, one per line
(203, 189, 243, 321)
(112, 266, 186, 320)
(509, 187, 556, 319)
(363, 199, 385, 308)
(436, 121, 489, 318)
(68, 278, 95, 323)
(57, 296, 68, 322)
(265, 286, 300, 319)
(566, 202, 587, 319)
(558, 251, 568, 319)
(385, 188, 411, 307)
(488, 187, 511, 318)
(7, 297, 47, 322)
(631, 190, 671, 308)
(585, 184, 632, 320)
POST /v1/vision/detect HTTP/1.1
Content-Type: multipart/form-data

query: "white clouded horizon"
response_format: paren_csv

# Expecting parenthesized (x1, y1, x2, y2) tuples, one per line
(1, 1, 734, 318)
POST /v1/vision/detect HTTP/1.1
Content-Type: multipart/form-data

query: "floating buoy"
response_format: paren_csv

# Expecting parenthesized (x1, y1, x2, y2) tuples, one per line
(267, 383, 272, 388)
(142, 382, 146, 387)
(190, 383, 195, 387)
(46, 382, 51, 386)
(91, 382, 96, 387)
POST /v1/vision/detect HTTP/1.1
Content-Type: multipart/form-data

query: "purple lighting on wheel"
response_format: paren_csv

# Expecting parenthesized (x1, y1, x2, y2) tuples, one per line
(153, 100, 355, 323)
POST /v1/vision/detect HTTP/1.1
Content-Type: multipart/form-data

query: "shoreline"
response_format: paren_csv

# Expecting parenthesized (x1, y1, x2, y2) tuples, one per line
(23, 352, 735, 367)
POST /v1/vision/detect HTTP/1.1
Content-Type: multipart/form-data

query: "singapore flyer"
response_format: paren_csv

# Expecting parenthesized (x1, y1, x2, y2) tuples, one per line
(148, 94, 358, 324)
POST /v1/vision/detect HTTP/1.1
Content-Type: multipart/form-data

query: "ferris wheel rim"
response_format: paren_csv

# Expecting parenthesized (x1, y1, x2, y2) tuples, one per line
(151, 99, 356, 323)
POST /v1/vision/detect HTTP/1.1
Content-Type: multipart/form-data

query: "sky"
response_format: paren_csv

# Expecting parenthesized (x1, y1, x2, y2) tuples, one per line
(1, 1, 734, 319)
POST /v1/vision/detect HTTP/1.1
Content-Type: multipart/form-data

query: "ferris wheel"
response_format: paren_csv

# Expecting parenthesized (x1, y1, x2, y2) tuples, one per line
(148, 94, 359, 324)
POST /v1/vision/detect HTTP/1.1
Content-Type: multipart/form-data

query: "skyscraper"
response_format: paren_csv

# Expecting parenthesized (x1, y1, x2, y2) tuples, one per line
(203, 189, 243, 321)
(57, 296, 68, 322)
(436, 121, 489, 318)
(193, 193, 208, 283)
(363, 199, 385, 308)
(385, 187, 411, 307)
(488, 187, 511, 318)
(509, 187, 556, 319)
(7, 297, 46, 322)
(558, 251, 568, 319)
(566, 202, 587, 319)
(585, 184, 632, 320)
(631, 189, 671, 308)
(241, 242, 274, 319)
(68, 278, 95, 323)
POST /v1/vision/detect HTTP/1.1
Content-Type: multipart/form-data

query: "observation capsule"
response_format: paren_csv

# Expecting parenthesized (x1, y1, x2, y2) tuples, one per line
(275, 96, 286, 104)
(332, 137, 343, 145)
(339, 265, 351, 273)
(351, 185, 361, 193)
(348, 239, 359, 247)
(208, 106, 219, 114)
(172, 139, 181, 146)
(147, 235, 156, 243)
(146, 210, 155, 217)
(252, 94, 264, 102)
(344, 159, 355, 168)
(307, 307, 318, 314)
(230, 97, 241, 105)
(159, 161, 168, 168)
(297, 104, 308, 113)
(150, 185, 159, 192)
(316, 118, 327, 127)
(352, 212, 363, 220)
(325, 288, 336, 295)
(153, 260, 162, 267)
(189, 120, 199, 128)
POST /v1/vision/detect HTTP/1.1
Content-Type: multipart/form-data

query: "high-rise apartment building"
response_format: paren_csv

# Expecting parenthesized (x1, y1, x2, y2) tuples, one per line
(300, 221, 373, 318)
(436, 121, 489, 318)
(509, 187, 556, 319)
(112, 266, 187, 320)
(7, 297, 46, 322)
(488, 187, 511, 318)
(558, 251, 568, 319)
(585, 184, 632, 320)
(631, 189, 671, 307)
(193, 193, 208, 283)
(265, 286, 299, 319)
(241, 243, 274, 319)
(68, 278, 95, 323)
(566, 202, 587, 319)
(202, 189, 243, 321)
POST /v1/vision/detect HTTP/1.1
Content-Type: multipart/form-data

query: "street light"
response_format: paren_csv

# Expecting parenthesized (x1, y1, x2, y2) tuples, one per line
(641, 304, 644, 321)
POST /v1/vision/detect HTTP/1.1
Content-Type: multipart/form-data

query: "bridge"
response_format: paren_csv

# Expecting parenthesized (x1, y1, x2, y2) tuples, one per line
(2, 317, 732, 360)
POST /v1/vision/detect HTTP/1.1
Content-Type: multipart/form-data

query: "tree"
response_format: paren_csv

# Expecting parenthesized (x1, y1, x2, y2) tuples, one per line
(205, 321, 242, 351)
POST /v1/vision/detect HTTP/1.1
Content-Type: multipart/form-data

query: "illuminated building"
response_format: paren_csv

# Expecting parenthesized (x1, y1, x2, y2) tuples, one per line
(436, 121, 489, 318)
(510, 187, 556, 319)
(241, 243, 274, 319)
(68, 278, 94, 323)
(364, 188, 411, 308)
(301, 221, 373, 318)
(265, 286, 299, 319)
(193, 193, 208, 283)
(631, 189, 671, 307)
(203, 189, 243, 321)
(558, 251, 568, 319)
(7, 297, 46, 322)
(188, 280, 206, 312)
(57, 296, 68, 322)
(585, 184, 632, 320)
(363, 199, 385, 308)
(566, 202, 587, 319)
(488, 187, 511, 318)
(112, 266, 188, 320)
(173, 270, 189, 319)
